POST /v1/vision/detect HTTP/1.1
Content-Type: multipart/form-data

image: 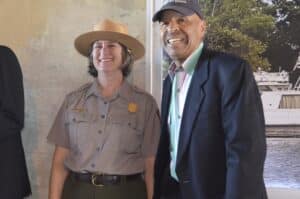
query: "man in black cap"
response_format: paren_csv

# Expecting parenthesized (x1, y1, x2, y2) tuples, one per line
(152, 0, 267, 198)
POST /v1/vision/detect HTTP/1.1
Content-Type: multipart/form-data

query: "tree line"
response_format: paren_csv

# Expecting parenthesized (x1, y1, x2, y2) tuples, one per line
(200, 0, 300, 72)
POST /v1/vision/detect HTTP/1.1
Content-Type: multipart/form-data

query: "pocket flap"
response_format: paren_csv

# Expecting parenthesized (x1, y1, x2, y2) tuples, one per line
(68, 111, 95, 123)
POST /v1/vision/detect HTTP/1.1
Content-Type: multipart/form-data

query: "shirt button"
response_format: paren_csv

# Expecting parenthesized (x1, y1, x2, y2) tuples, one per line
(101, 115, 105, 119)
(91, 163, 95, 168)
(96, 147, 101, 151)
(104, 101, 108, 105)
(98, 130, 102, 134)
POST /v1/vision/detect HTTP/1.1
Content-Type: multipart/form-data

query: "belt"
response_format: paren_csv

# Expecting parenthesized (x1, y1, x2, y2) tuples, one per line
(70, 171, 142, 186)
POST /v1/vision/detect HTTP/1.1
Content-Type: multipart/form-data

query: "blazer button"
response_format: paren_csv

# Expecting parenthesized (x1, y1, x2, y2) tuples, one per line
(182, 180, 190, 184)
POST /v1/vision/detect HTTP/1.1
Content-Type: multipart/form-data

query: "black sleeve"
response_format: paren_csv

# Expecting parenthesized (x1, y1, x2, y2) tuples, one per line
(0, 46, 24, 139)
(221, 60, 267, 198)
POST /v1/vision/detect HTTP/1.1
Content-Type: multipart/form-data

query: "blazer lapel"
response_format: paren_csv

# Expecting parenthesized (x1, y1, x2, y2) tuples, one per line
(161, 76, 172, 132)
(176, 49, 210, 167)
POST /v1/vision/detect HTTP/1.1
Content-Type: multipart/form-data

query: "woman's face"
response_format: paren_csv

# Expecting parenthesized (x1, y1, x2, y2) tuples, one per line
(92, 40, 123, 74)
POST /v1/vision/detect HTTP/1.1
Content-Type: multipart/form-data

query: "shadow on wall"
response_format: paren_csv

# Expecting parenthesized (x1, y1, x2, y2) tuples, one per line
(22, 81, 39, 199)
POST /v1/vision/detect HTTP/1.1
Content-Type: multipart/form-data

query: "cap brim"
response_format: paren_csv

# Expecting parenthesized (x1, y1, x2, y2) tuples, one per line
(74, 31, 145, 60)
(152, 5, 194, 22)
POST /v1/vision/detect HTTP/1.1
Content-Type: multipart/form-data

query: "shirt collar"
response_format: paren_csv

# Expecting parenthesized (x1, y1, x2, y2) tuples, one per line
(85, 80, 100, 99)
(118, 80, 132, 102)
(85, 79, 132, 102)
(168, 42, 204, 79)
(183, 42, 204, 73)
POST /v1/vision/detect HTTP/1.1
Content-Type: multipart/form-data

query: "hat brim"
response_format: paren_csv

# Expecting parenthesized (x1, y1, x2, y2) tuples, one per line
(152, 4, 194, 22)
(74, 31, 145, 60)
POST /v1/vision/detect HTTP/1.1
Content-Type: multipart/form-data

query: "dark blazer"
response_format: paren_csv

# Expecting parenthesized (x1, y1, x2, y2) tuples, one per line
(154, 47, 267, 199)
(0, 46, 31, 198)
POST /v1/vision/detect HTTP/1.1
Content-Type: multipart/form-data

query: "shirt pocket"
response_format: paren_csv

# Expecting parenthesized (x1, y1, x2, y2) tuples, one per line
(109, 113, 143, 154)
(67, 111, 96, 150)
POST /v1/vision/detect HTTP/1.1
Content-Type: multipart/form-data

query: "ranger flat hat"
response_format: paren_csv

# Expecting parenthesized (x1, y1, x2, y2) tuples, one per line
(74, 19, 145, 60)
(152, 0, 203, 22)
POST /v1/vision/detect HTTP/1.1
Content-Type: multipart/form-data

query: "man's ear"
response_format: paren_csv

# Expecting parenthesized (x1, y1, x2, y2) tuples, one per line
(200, 19, 207, 33)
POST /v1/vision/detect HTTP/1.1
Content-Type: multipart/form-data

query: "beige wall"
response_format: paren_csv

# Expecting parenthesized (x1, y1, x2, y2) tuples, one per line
(0, 0, 147, 198)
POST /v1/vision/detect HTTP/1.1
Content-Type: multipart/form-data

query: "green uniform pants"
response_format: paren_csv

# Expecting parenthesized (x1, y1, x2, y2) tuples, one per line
(62, 174, 147, 199)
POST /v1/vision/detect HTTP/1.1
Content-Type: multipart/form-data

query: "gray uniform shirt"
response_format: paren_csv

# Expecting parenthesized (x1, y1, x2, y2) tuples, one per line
(47, 80, 160, 174)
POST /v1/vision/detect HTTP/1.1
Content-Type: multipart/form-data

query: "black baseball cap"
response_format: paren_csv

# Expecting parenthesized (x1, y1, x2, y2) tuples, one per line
(152, 0, 204, 22)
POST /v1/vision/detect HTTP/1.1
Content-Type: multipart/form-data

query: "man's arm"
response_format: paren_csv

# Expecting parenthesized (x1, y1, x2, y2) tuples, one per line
(221, 60, 267, 199)
(49, 146, 70, 199)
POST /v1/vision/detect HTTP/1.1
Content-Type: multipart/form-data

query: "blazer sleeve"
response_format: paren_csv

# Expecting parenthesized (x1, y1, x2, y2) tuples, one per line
(221, 60, 267, 198)
(0, 46, 24, 139)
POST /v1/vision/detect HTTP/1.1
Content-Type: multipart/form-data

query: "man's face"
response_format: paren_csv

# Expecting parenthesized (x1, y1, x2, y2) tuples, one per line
(159, 10, 206, 64)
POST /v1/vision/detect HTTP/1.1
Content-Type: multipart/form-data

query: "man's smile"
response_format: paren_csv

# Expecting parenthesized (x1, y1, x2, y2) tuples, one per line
(167, 38, 183, 45)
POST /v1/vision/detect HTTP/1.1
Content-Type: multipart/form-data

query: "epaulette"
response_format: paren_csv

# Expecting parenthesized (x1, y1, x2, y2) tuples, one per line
(131, 85, 145, 93)
(131, 85, 155, 100)
(65, 82, 93, 110)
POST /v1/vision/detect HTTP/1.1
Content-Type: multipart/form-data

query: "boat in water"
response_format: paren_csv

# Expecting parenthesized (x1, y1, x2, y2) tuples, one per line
(254, 69, 300, 137)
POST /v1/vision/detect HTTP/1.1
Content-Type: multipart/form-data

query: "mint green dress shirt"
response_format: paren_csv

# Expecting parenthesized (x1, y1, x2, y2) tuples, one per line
(168, 42, 204, 180)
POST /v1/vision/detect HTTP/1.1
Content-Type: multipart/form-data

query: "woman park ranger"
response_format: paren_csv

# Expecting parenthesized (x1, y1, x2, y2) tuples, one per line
(48, 19, 160, 199)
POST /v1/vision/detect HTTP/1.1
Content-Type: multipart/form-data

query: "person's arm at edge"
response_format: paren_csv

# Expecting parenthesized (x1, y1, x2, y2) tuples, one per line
(144, 156, 155, 199)
(142, 94, 161, 199)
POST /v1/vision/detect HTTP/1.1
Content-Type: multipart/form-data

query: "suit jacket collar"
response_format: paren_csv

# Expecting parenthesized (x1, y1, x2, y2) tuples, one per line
(161, 76, 172, 134)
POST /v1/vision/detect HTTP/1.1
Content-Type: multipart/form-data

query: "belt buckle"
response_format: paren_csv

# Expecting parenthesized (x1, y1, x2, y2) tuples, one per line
(91, 173, 104, 187)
